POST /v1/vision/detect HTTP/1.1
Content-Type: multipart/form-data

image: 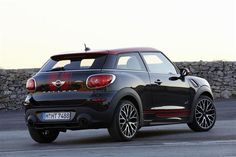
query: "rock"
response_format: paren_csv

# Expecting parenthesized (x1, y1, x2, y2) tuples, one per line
(4, 91, 12, 95)
(232, 91, 236, 96)
(213, 93, 220, 98)
(0, 103, 6, 110)
(217, 71, 224, 77)
(189, 66, 196, 73)
(10, 95, 17, 99)
(9, 87, 15, 91)
(220, 90, 232, 99)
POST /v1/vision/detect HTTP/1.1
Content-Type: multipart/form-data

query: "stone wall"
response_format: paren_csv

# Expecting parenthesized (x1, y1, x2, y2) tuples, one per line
(176, 61, 236, 98)
(0, 61, 235, 111)
(0, 69, 39, 110)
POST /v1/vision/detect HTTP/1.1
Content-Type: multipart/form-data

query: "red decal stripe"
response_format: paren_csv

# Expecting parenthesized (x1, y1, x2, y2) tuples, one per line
(60, 72, 72, 90)
(48, 73, 58, 91)
(144, 109, 191, 117)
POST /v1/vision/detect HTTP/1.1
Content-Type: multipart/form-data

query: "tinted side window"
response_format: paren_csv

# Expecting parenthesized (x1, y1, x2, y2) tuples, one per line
(141, 52, 177, 74)
(116, 53, 145, 71)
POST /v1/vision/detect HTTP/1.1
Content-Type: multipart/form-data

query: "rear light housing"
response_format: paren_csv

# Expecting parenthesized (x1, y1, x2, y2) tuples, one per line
(26, 78, 36, 93)
(86, 74, 116, 89)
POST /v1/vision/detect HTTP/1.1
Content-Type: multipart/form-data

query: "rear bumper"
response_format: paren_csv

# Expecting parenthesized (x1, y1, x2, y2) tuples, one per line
(25, 106, 113, 130)
(24, 91, 116, 130)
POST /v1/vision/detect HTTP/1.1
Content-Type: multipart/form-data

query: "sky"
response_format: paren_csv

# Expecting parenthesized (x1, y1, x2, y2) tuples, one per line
(0, 0, 235, 69)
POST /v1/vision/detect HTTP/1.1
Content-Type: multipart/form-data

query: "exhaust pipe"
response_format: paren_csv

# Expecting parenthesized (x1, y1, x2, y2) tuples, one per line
(77, 114, 91, 128)
(27, 115, 36, 126)
(79, 118, 89, 128)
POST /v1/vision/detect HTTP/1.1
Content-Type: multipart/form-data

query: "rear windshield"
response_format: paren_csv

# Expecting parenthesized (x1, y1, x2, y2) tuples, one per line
(40, 53, 107, 72)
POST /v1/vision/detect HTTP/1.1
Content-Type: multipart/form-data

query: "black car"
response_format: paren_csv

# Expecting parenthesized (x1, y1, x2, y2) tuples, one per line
(24, 47, 216, 143)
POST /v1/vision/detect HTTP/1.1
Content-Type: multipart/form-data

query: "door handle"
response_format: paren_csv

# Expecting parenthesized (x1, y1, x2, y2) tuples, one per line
(154, 79, 162, 85)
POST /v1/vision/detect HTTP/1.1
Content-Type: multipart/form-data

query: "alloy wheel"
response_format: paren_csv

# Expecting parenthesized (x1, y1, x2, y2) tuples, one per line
(195, 99, 216, 129)
(119, 103, 139, 138)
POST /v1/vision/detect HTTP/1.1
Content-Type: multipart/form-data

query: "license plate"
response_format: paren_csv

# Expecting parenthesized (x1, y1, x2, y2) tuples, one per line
(42, 112, 71, 121)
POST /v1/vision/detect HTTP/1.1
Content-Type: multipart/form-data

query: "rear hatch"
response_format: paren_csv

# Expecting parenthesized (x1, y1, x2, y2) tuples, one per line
(30, 52, 108, 107)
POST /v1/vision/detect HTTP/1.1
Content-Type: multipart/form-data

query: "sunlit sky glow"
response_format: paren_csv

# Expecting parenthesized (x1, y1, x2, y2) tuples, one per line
(0, 0, 235, 69)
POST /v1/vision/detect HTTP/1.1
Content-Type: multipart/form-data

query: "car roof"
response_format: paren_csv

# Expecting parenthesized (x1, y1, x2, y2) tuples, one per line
(107, 47, 159, 54)
(51, 47, 160, 59)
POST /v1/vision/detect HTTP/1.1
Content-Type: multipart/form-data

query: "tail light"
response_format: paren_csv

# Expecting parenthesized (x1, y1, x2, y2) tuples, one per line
(86, 74, 116, 89)
(26, 78, 36, 92)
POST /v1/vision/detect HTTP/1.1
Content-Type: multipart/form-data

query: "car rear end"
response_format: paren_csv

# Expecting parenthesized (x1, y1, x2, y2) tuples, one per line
(24, 51, 117, 130)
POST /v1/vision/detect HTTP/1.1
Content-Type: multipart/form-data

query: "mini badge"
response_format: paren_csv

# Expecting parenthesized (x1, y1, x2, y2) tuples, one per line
(52, 80, 65, 88)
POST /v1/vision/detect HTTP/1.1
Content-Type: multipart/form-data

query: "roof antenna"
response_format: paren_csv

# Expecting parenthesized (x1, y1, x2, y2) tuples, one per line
(84, 44, 90, 52)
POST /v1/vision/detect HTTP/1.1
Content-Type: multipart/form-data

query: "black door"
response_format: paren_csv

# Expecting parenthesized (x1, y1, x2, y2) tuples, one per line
(141, 52, 191, 122)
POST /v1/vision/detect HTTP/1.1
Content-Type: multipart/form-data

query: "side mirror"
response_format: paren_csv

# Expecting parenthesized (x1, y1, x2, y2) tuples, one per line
(180, 68, 190, 77)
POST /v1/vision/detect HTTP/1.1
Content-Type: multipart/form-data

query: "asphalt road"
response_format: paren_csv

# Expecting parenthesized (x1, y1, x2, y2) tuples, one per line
(0, 99, 236, 157)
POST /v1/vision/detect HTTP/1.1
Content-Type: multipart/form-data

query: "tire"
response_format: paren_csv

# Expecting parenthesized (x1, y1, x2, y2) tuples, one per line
(28, 127, 59, 143)
(187, 95, 216, 132)
(108, 100, 139, 141)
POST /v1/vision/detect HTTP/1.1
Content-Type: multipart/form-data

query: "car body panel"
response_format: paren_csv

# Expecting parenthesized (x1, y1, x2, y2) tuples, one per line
(24, 47, 213, 131)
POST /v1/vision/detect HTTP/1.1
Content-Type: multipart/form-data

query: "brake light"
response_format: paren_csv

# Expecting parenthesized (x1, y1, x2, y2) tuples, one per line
(26, 78, 36, 92)
(86, 74, 115, 89)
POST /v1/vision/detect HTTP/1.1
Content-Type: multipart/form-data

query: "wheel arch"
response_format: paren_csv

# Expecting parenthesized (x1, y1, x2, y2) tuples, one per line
(200, 91, 213, 100)
(109, 87, 144, 127)
(188, 85, 214, 123)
